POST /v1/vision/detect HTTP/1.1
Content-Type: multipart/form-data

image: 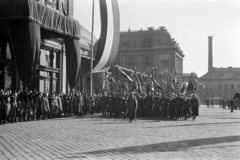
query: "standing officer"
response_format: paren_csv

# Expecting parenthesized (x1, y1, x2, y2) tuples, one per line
(191, 94, 199, 120)
(127, 92, 137, 123)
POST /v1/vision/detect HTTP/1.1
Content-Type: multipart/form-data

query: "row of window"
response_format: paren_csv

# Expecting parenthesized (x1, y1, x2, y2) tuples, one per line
(199, 84, 240, 90)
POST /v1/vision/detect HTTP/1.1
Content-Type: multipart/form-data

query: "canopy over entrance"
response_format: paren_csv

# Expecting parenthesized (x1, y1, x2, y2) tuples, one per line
(0, 0, 81, 91)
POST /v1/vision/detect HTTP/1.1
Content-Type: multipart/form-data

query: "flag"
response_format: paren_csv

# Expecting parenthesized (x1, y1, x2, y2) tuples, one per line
(116, 80, 122, 91)
(123, 82, 129, 92)
(187, 72, 198, 91)
(102, 79, 110, 91)
(165, 72, 175, 95)
(108, 73, 116, 91)
(153, 75, 163, 90)
(118, 67, 134, 82)
(131, 71, 139, 91)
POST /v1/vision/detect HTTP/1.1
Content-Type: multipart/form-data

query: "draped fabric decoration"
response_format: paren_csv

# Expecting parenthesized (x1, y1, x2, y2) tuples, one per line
(93, 0, 120, 72)
(65, 37, 81, 91)
(7, 20, 41, 89)
(0, 0, 81, 91)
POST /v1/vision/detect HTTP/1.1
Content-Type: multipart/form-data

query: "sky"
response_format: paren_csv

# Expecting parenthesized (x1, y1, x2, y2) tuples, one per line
(74, 0, 240, 77)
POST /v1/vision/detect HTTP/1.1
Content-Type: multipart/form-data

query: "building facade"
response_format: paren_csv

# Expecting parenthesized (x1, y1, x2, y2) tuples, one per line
(198, 67, 240, 100)
(114, 27, 184, 78)
(0, 0, 96, 94)
(198, 36, 240, 101)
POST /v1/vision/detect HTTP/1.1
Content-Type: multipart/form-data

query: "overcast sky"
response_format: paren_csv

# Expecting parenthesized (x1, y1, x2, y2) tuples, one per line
(74, 0, 240, 77)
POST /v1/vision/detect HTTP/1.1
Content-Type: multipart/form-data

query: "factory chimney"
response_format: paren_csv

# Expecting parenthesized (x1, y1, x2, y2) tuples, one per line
(208, 36, 213, 72)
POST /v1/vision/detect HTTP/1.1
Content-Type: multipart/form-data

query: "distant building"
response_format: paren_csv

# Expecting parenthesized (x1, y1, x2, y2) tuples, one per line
(198, 36, 240, 101)
(114, 27, 184, 78)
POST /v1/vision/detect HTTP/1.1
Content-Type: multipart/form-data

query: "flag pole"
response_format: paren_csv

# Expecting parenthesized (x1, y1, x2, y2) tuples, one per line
(90, 0, 95, 95)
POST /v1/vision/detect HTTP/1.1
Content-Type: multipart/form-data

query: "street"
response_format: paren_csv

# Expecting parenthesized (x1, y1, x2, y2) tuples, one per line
(0, 106, 240, 160)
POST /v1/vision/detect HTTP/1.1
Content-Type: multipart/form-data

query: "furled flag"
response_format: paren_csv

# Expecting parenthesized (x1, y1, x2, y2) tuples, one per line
(102, 68, 110, 91)
(108, 73, 117, 91)
(118, 67, 134, 82)
(153, 75, 163, 90)
(187, 72, 198, 91)
(131, 71, 139, 91)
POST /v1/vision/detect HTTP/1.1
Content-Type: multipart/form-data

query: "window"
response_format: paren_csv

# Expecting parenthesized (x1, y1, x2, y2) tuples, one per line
(218, 84, 221, 89)
(161, 60, 169, 68)
(128, 57, 135, 69)
(40, 49, 50, 66)
(143, 56, 151, 72)
(238, 84, 240, 89)
(205, 84, 208, 89)
(115, 56, 120, 65)
(122, 42, 129, 45)
(231, 84, 234, 89)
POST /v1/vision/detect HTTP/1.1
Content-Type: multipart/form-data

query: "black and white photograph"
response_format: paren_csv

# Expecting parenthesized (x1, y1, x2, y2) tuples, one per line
(0, 0, 240, 159)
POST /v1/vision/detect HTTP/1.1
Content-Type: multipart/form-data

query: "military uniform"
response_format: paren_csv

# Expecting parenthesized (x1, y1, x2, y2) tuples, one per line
(121, 96, 128, 117)
(183, 97, 190, 120)
(100, 95, 108, 117)
(114, 95, 121, 118)
(161, 96, 169, 119)
(191, 95, 199, 120)
(137, 96, 145, 118)
(169, 97, 176, 120)
(145, 95, 153, 118)
(128, 94, 137, 122)
(108, 95, 114, 118)
(153, 96, 160, 119)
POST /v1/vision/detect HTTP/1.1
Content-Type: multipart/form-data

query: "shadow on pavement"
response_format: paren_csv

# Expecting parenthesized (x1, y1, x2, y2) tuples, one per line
(145, 121, 240, 128)
(57, 135, 240, 158)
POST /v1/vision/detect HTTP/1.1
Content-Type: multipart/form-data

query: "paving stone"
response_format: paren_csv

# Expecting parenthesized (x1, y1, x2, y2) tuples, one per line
(1, 106, 240, 160)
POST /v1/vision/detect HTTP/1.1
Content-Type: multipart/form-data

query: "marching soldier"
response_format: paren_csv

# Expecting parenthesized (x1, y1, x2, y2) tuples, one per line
(100, 91, 108, 117)
(175, 94, 183, 120)
(137, 94, 145, 119)
(145, 93, 153, 119)
(183, 96, 191, 120)
(191, 94, 199, 120)
(108, 93, 114, 118)
(114, 93, 121, 118)
(169, 95, 176, 120)
(161, 95, 169, 119)
(121, 93, 128, 118)
(153, 94, 160, 119)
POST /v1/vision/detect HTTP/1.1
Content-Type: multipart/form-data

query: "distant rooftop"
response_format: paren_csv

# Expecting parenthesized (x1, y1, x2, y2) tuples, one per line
(200, 67, 240, 80)
(119, 26, 183, 56)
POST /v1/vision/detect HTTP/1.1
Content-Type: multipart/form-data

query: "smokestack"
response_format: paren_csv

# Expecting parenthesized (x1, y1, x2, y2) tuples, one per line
(208, 36, 213, 72)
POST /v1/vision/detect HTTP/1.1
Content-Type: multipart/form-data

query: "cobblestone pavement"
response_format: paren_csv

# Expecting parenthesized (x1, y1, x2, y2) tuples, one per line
(0, 106, 240, 160)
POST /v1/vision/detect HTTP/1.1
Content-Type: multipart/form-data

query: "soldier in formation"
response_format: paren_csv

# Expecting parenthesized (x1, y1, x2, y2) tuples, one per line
(97, 91, 201, 121)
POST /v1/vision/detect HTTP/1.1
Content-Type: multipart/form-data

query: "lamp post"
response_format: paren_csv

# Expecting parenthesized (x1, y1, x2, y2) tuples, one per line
(90, 0, 95, 95)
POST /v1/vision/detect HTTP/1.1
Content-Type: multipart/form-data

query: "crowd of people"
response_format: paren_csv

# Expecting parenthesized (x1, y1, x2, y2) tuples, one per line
(100, 91, 200, 122)
(0, 88, 200, 124)
(206, 98, 237, 110)
(0, 89, 101, 124)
